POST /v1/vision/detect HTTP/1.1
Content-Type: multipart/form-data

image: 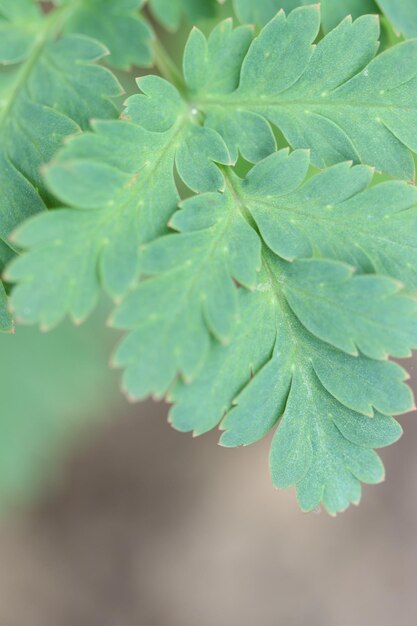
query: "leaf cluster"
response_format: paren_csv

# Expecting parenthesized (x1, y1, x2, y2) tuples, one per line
(2, 0, 417, 513)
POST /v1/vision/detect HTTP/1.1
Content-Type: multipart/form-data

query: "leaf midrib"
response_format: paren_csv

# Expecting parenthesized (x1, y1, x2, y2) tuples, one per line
(244, 196, 417, 254)
(223, 168, 384, 420)
(43, 117, 190, 311)
(283, 275, 416, 341)
(194, 97, 417, 113)
(139, 207, 240, 342)
(0, 2, 81, 132)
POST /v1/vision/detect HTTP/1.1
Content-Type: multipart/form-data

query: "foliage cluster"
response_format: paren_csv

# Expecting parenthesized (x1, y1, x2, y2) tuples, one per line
(2, 0, 417, 513)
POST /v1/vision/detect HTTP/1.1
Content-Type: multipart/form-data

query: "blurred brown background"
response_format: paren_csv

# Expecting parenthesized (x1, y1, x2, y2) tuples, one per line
(0, 316, 416, 626)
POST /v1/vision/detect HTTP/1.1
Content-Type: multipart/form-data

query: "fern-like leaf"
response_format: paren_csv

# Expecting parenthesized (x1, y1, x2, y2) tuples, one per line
(376, 0, 417, 38)
(5, 7, 417, 512)
(5, 77, 231, 329)
(236, 153, 417, 290)
(170, 282, 406, 515)
(111, 184, 261, 398)
(233, 0, 380, 32)
(110, 150, 417, 402)
(59, 0, 154, 69)
(184, 9, 417, 179)
(0, 0, 122, 329)
(162, 152, 417, 514)
(9, 8, 417, 329)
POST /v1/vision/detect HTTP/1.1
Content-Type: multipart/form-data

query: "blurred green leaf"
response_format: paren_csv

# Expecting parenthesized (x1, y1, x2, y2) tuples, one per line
(0, 306, 123, 508)
(233, 0, 379, 32)
(0, 0, 122, 329)
(376, 0, 417, 38)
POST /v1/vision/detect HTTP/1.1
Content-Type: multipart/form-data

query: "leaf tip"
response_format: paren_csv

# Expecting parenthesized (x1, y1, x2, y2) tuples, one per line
(121, 382, 138, 403)
(39, 163, 49, 176)
(6, 232, 16, 248)
(125, 392, 138, 404)
(369, 13, 380, 24)
(104, 307, 113, 326)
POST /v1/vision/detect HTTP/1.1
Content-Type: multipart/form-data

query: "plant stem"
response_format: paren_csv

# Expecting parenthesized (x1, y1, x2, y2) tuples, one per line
(152, 38, 187, 95)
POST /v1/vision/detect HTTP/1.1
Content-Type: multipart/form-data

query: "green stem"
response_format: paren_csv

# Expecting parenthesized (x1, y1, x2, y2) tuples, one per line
(152, 37, 187, 95)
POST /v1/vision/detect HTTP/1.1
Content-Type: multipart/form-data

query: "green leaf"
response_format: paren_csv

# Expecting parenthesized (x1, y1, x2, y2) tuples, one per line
(148, 0, 218, 30)
(0, 2, 122, 329)
(112, 149, 417, 407)
(9, 9, 417, 332)
(112, 149, 416, 458)
(0, 0, 42, 63)
(0, 303, 122, 508)
(238, 151, 417, 290)
(233, 0, 283, 25)
(376, 0, 417, 38)
(128, 148, 416, 513)
(185, 9, 417, 179)
(4, 2, 417, 514)
(183, 18, 277, 163)
(6, 76, 231, 329)
(320, 0, 379, 32)
(282, 258, 417, 360)
(61, 0, 154, 69)
(111, 188, 261, 399)
(168, 287, 278, 438)
(170, 251, 411, 514)
(233, 0, 379, 33)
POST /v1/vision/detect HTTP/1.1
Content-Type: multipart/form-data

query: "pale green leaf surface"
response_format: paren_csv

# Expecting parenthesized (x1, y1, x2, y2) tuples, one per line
(168, 289, 277, 436)
(320, 0, 379, 32)
(183, 19, 277, 163)
(376, 0, 417, 38)
(0, 6, 122, 329)
(170, 258, 408, 514)
(185, 9, 417, 179)
(148, 0, 218, 30)
(233, 0, 284, 25)
(111, 189, 261, 399)
(0, 0, 42, 64)
(3, 3, 417, 513)
(233, 0, 379, 33)
(6, 77, 231, 329)
(0, 0, 40, 23)
(61, 0, 154, 69)
(235, 151, 417, 290)
(163, 150, 416, 513)
(282, 259, 417, 359)
(109, 148, 416, 512)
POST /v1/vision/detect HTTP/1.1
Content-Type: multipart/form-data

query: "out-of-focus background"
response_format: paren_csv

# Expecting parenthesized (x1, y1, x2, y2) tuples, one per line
(0, 304, 416, 626)
(1, 5, 416, 621)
